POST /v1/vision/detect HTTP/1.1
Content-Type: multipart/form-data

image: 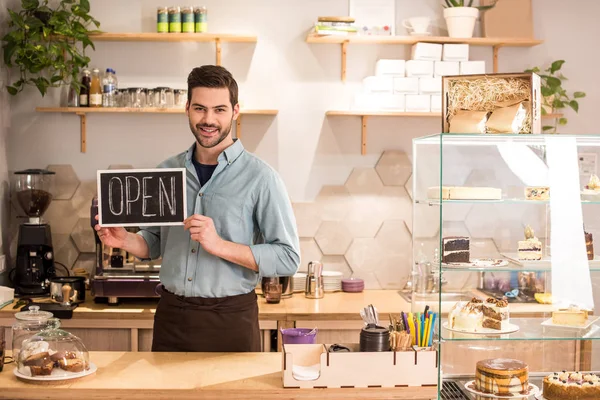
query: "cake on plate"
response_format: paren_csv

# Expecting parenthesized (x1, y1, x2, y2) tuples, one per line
(585, 231, 594, 260)
(543, 371, 600, 400)
(552, 306, 589, 327)
(525, 186, 550, 200)
(475, 358, 529, 396)
(427, 186, 502, 200)
(584, 174, 600, 193)
(518, 225, 542, 260)
(482, 298, 510, 330)
(449, 297, 510, 332)
(442, 236, 470, 263)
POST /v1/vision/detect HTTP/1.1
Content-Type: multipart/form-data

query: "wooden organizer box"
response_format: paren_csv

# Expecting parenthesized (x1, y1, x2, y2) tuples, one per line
(442, 72, 542, 134)
(282, 343, 438, 389)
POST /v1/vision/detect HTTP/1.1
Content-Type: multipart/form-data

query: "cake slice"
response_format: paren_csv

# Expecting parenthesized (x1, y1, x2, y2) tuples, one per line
(585, 231, 594, 260)
(518, 225, 542, 260)
(482, 298, 510, 330)
(442, 236, 470, 263)
(552, 306, 588, 327)
(525, 186, 549, 200)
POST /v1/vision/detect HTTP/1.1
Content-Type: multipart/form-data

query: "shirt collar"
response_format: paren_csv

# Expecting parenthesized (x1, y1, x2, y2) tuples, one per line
(185, 138, 245, 165)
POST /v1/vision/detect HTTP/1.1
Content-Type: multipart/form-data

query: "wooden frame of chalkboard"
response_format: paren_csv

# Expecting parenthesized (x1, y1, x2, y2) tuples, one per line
(97, 168, 187, 227)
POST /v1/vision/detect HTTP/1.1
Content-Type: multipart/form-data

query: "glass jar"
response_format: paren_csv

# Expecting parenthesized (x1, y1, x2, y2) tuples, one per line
(157, 6, 168, 33)
(194, 6, 207, 33)
(168, 6, 181, 33)
(155, 87, 174, 108)
(17, 319, 91, 378)
(174, 89, 187, 108)
(146, 88, 156, 107)
(182, 6, 195, 33)
(130, 88, 146, 108)
(11, 306, 56, 362)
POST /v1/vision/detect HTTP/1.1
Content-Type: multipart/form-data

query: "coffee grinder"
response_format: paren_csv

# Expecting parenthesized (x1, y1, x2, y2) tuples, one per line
(12, 169, 57, 296)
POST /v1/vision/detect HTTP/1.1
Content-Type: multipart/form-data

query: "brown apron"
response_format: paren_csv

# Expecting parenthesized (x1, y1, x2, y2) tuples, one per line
(152, 286, 261, 352)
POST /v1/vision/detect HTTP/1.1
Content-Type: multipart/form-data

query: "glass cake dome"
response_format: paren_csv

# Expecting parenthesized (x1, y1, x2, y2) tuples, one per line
(16, 319, 91, 379)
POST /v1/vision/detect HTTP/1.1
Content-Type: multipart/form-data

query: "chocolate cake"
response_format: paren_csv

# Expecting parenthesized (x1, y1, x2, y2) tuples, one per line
(442, 236, 470, 263)
(476, 358, 529, 396)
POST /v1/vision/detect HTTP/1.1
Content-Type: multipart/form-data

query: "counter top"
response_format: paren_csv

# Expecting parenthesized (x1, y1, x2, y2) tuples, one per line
(1, 351, 437, 400)
(0, 290, 554, 322)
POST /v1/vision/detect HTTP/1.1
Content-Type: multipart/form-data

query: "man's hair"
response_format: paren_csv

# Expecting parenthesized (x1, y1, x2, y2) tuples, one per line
(187, 65, 238, 108)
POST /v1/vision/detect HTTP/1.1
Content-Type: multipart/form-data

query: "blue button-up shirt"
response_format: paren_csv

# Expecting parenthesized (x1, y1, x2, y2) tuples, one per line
(137, 140, 300, 298)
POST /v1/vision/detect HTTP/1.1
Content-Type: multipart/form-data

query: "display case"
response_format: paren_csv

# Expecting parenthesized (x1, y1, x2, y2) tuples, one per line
(411, 133, 600, 399)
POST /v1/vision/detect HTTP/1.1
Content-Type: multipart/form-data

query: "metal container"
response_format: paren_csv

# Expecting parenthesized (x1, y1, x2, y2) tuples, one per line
(261, 276, 293, 298)
(305, 261, 324, 299)
(50, 276, 86, 305)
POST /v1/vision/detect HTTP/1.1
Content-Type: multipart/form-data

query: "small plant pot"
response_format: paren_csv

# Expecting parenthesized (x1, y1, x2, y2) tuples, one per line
(443, 7, 479, 38)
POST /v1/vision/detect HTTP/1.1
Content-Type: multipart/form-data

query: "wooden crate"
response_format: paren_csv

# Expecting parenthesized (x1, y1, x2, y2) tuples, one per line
(442, 72, 541, 134)
(282, 343, 438, 389)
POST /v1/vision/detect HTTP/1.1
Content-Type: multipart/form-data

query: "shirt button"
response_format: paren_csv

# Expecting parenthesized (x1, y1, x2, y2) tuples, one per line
(188, 277, 192, 282)
(198, 193, 203, 197)
(191, 248, 196, 253)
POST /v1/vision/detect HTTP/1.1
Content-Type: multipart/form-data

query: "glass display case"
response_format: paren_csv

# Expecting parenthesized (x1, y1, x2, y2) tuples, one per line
(412, 133, 600, 399)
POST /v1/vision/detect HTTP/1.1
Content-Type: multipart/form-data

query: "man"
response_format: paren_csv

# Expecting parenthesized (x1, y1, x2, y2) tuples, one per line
(94, 65, 300, 352)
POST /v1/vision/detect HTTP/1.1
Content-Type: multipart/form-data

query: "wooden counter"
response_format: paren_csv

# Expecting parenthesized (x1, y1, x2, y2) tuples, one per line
(0, 351, 438, 400)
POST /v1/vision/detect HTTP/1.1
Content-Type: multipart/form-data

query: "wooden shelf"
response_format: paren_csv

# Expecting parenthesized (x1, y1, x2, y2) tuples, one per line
(89, 32, 257, 65)
(306, 32, 543, 81)
(35, 107, 278, 153)
(326, 110, 563, 155)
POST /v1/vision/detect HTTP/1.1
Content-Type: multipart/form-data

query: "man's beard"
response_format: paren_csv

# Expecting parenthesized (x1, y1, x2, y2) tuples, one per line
(190, 118, 233, 149)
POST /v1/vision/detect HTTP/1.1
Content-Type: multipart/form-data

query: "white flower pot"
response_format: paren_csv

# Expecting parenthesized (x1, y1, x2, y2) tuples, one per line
(443, 7, 479, 38)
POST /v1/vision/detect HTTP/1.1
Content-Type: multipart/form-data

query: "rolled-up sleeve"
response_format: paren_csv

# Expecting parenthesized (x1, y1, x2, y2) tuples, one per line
(250, 171, 300, 277)
(137, 226, 161, 260)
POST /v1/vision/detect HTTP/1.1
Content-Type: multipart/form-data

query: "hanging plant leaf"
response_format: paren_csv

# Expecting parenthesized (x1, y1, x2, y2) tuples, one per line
(558, 118, 568, 125)
(546, 76, 561, 89)
(542, 125, 555, 131)
(574, 92, 586, 98)
(569, 101, 579, 112)
(550, 60, 565, 73)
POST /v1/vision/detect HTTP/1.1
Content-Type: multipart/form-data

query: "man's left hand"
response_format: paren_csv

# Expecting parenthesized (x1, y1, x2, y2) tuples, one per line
(184, 214, 223, 255)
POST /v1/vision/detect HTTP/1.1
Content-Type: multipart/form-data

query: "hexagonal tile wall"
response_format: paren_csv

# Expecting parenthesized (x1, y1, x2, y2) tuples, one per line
(73, 253, 96, 277)
(344, 238, 384, 275)
(71, 218, 96, 253)
(55, 237, 79, 272)
(47, 165, 80, 200)
(321, 255, 352, 278)
(44, 200, 79, 235)
(405, 174, 413, 200)
(344, 168, 384, 196)
(108, 164, 134, 170)
(314, 221, 353, 256)
(375, 150, 411, 186)
(292, 203, 322, 237)
(315, 185, 351, 222)
(71, 181, 98, 219)
(299, 238, 322, 271)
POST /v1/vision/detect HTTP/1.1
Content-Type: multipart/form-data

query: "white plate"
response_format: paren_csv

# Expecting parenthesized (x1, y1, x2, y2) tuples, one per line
(443, 321, 519, 335)
(541, 315, 600, 330)
(464, 381, 539, 399)
(443, 259, 508, 268)
(502, 252, 600, 269)
(14, 362, 97, 382)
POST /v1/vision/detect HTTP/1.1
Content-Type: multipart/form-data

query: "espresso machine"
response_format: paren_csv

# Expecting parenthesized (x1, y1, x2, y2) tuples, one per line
(89, 197, 161, 305)
(12, 169, 57, 296)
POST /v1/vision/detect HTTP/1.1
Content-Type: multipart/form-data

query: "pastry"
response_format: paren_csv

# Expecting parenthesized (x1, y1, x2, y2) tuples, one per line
(442, 236, 470, 263)
(20, 340, 50, 361)
(427, 186, 501, 200)
(476, 358, 529, 396)
(543, 371, 600, 399)
(50, 350, 78, 363)
(585, 231, 594, 260)
(584, 174, 600, 192)
(58, 358, 85, 373)
(552, 306, 588, 327)
(525, 186, 550, 200)
(23, 351, 50, 366)
(482, 298, 510, 330)
(518, 225, 542, 260)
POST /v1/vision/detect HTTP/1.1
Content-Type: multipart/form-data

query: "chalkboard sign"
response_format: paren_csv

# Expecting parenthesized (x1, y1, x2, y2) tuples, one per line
(97, 168, 187, 227)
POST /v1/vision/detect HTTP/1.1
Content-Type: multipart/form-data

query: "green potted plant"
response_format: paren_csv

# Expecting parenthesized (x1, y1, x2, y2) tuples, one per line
(2, 0, 100, 97)
(443, 0, 497, 38)
(525, 60, 586, 133)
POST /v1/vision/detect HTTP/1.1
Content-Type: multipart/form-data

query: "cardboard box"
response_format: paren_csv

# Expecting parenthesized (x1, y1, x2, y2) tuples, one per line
(442, 72, 541, 133)
(460, 61, 486, 75)
(419, 77, 442, 95)
(434, 61, 460, 77)
(282, 343, 438, 389)
(482, 0, 533, 38)
(363, 76, 393, 93)
(411, 43, 442, 61)
(431, 94, 442, 113)
(406, 94, 431, 112)
(375, 59, 406, 77)
(393, 77, 419, 94)
(442, 44, 469, 62)
(406, 60, 434, 78)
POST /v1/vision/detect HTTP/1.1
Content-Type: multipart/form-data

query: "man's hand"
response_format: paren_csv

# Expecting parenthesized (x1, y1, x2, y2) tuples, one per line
(94, 215, 128, 249)
(184, 214, 223, 255)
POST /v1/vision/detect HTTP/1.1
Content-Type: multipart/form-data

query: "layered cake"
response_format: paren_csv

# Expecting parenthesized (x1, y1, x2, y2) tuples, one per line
(518, 225, 542, 260)
(525, 186, 550, 200)
(442, 236, 470, 263)
(552, 306, 588, 327)
(585, 231, 594, 260)
(543, 371, 600, 399)
(482, 298, 510, 330)
(427, 186, 502, 200)
(476, 359, 529, 396)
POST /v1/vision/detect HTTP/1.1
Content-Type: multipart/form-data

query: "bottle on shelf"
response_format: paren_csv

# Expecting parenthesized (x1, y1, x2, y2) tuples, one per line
(79, 69, 91, 107)
(102, 68, 118, 107)
(89, 68, 102, 108)
(194, 6, 207, 33)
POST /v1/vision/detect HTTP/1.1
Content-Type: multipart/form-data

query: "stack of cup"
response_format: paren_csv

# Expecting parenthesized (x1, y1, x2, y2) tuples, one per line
(342, 278, 364, 293)
(359, 326, 390, 352)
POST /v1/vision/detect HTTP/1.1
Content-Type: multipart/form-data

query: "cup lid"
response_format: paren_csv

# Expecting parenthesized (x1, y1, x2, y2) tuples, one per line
(15, 305, 53, 321)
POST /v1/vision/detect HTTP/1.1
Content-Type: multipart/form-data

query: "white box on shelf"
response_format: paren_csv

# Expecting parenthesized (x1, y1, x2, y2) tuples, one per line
(419, 77, 442, 95)
(406, 94, 431, 112)
(362, 76, 393, 93)
(406, 60, 434, 78)
(442, 44, 469, 62)
(434, 61, 460, 77)
(411, 43, 442, 61)
(375, 59, 406, 77)
(380, 94, 405, 110)
(431, 94, 442, 112)
(460, 61, 486, 75)
(393, 77, 419, 94)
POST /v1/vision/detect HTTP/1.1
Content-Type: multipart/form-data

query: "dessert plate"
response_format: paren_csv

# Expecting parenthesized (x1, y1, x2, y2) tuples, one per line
(442, 321, 519, 335)
(14, 362, 97, 382)
(464, 381, 539, 399)
(541, 315, 600, 330)
(442, 259, 508, 269)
